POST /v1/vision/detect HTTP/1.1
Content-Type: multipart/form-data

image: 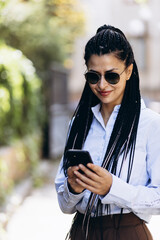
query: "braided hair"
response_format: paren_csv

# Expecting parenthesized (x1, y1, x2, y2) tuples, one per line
(63, 25, 141, 239)
(63, 24, 140, 176)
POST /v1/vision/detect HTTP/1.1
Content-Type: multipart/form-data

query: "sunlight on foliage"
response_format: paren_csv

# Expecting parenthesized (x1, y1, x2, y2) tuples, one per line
(0, 0, 85, 74)
(0, 43, 44, 145)
(0, 43, 44, 204)
(0, 86, 10, 112)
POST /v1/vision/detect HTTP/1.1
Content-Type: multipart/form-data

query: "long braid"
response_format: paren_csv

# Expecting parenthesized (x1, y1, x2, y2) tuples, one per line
(63, 83, 95, 176)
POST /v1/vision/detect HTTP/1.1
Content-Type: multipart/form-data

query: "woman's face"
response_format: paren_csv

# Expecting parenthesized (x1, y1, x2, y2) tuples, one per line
(87, 54, 133, 109)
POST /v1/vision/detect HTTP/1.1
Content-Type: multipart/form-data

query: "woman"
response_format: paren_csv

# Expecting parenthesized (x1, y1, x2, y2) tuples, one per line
(55, 25, 160, 240)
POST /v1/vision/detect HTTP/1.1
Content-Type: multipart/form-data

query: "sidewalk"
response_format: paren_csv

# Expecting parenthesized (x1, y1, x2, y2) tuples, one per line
(1, 160, 160, 240)
(2, 160, 73, 240)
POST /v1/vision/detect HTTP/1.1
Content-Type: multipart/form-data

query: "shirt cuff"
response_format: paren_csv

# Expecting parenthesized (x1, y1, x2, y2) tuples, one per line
(101, 174, 135, 207)
(63, 178, 86, 203)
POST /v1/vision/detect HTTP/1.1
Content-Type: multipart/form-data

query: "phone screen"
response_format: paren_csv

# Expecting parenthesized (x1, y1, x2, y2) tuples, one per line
(66, 149, 93, 170)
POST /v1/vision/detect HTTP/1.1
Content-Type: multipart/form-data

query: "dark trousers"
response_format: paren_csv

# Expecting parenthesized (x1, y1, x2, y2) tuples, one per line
(70, 212, 153, 240)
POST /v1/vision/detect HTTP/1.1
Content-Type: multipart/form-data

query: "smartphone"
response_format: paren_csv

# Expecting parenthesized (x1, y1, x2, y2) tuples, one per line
(65, 149, 93, 172)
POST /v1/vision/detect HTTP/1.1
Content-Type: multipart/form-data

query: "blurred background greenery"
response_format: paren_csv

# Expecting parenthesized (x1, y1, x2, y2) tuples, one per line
(0, 0, 85, 204)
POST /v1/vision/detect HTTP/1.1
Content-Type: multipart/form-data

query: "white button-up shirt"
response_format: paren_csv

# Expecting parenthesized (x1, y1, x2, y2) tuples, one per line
(55, 99, 160, 223)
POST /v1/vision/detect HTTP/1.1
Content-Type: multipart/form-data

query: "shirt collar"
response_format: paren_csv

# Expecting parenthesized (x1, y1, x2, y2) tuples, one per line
(91, 103, 120, 117)
(91, 98, 146, 120)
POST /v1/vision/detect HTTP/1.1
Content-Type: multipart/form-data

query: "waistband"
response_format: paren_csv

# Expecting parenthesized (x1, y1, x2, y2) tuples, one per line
(77, 212, 143, 229)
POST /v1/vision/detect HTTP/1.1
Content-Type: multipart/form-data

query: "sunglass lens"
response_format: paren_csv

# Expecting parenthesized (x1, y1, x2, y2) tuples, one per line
(105, 72, 120, 84)
(85, 72, 99, 84)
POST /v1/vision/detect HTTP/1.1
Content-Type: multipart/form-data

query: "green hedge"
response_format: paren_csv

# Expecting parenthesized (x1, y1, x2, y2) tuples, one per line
(0, 43, 44, 145)
(0, 43, 45, 204)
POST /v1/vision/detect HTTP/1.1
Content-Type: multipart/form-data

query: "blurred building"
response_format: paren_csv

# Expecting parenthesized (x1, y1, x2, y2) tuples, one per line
(49, 0, 160, 158)
(69, 0, 160, 102)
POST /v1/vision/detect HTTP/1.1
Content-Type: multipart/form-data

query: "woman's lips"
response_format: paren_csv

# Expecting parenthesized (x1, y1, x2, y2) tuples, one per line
(99, 90, 112, 96)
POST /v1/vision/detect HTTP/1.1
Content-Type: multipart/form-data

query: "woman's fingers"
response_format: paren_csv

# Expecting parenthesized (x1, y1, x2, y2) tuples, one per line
(67, 166, 79, 177)
(67, 166, 85, 194)
(87, 163, 104, 176)
(78, 164, 104, 179)
(74, 164, 113, 196)
(67, 164, 112, 195)
(75, 178, 98, 194)
(74, 169, 96, 187)
(73, 164, 104, 189)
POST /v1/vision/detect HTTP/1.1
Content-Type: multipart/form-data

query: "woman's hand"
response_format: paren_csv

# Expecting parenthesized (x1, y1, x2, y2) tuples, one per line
(73, 163, 112, 196)
(67, 166, 85, 194)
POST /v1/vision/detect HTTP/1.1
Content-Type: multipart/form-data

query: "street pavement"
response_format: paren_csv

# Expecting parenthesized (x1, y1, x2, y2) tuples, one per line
(6, 183, 73, 240)
(4, 160, 73, 240)
(3, 160, 160, 240)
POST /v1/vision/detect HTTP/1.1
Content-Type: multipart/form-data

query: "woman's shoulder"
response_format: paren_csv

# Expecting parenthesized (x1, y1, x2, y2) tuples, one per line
(143, 107, 160, 119)
(140, 101, 160, 130)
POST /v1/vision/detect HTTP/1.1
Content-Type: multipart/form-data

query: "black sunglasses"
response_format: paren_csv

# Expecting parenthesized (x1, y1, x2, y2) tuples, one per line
(84, 68, 127, 85)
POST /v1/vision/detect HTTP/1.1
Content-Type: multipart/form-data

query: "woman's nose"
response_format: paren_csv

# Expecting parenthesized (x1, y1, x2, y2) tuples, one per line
(98, 75, 108, 89)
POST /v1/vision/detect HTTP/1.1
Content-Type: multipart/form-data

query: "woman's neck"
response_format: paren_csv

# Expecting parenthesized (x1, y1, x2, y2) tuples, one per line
(100, 103, 115, 126)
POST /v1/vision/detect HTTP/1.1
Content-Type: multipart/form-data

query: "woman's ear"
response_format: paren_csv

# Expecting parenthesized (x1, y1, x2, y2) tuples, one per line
(126, 64, 133, 80)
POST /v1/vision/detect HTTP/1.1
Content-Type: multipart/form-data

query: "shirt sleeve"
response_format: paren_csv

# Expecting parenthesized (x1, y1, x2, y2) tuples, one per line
(55, 158, 86, 214)
(101, 116, 160, 215)
(101, 175, 160, 215)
